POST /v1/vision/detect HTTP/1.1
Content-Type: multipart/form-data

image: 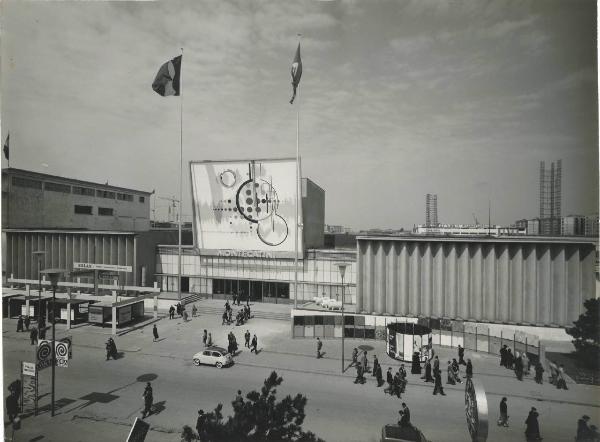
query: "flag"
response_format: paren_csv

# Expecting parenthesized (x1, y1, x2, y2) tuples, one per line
(3, 133, 8, 160)
(152, 55, 182, 97)
(290, 43, 302, 104)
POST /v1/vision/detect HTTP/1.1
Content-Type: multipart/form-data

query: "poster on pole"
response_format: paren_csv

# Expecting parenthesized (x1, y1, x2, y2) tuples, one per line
(190, 158, 303, 258)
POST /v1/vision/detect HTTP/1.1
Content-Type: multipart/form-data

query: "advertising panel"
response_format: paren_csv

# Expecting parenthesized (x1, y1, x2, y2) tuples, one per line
(118, 305, 132, 325)
(88, 306, 105, 324)
(190, 159, 303, 257)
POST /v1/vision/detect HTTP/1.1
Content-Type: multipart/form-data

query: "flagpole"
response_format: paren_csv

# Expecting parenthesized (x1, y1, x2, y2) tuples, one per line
(294, 34, 302, 310)
(178, 47, 183, 301)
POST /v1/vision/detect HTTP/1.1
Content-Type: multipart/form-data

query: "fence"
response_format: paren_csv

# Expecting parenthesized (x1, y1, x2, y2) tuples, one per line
(292, 314, 544, 363)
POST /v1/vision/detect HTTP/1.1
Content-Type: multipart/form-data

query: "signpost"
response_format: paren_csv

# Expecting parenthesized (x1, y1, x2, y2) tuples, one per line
(21, 361, 38, 415)
(465, 377, 489, 442)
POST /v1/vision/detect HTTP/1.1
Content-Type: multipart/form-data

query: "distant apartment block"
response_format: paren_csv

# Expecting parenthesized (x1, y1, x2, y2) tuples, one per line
(425, 193, 438, 227)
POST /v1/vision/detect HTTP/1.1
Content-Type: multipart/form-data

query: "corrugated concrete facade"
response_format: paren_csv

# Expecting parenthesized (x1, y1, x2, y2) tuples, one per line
(356, 236, 597, 327)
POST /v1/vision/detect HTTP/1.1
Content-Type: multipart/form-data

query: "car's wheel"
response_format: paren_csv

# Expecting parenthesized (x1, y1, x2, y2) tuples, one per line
(216, 361, 223, 368)
(193, 358, 201, 366)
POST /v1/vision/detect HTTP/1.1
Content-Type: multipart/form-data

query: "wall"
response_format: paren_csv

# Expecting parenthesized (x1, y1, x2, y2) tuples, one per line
(357, 236, 597, 327)
(302, 178, 325, 250)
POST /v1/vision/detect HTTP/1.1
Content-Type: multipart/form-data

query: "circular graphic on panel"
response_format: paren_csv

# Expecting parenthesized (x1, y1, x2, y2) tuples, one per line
(257, 214, 289, 246)
(219, 169, 237, 188)
(235, 179, 279, 223)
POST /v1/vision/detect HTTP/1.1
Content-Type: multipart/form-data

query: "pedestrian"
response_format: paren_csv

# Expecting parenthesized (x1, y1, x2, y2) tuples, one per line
(142, 383, 153, 418)
(548, 361, 558, 385)
(203, 329, 207, 347)
(196, 409, 206, 441)
(393, 371, 402, 398)
(576, 415, 592, 442)
(458, 345, 466, 365)
(169, 305, 175, 319)
(30, 327, 38, 345)
(447, 361, 455, 385)
(385, 367, 394, 394)
(152, 324, 159, 342)
(466, 359, 473, 379)
(522, 352, 530, 375)
(351, 348, 358, 366)
(500, 345, 507, 367)
(232, 334, 238, 354)
(5, 392, 18, 423)
(228, 309, 233, 324)
(411, 351, 421, 374)
(373, 355, 380, 377)
(250, 334, 257, 354)
(398, 403, 411, 428)
(316, 337, 323, 359)
(525, 407, 541, 441)
(514, 351, 523, 381)
(183, 310, 188, 322)
(234, 390, 243, 406)
(192, 305, 198, 318)
(534, 361, 544, 384)
(176, 303, 182, 317)
(16, 316, 23, 332)
(375, 362, 384, 387)
(423, 359, 433, 382)
(24, 316, 30, 331)
(452, 360, 462, 384)
(506, 348, 514, 369)
(433, 355, 440, 374)
(207, 333, 213, 347)
(225, 300, 230, 312)
(433, 370, 446, 396)
(244, 330, 250, 348)
(361, 350, 369, 373)
(498, 397, 509, 427)
(556, 365, 568, 390)
(354, 362, 365, 384)
(222, 311, 228, 326)
(233, 293, 237, 306)
(38, 317, 46, 339)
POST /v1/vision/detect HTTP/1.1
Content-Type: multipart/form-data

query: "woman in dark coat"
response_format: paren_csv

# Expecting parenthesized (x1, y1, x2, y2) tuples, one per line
(423, 360, 433, 382)
(447, 361, 455, 385)
(525, 407, 541, 441)
(152, 324, 159, 342)
(411, 352, 421, 374)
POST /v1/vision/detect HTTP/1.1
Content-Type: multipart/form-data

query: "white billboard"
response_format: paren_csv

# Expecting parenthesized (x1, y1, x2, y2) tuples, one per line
(190, 159, 303, 257)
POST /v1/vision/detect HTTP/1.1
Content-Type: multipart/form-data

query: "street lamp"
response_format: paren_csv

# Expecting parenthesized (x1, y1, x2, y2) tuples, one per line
(40, 268, 65, 417)
(335, 263, 347, 373)
(32, 251, 45, 325)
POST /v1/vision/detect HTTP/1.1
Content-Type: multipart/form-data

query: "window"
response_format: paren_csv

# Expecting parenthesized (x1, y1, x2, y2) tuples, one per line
(139, 196, 145, 203)
(73, 186, 95, 196)
(97, 190, 115, 199)
(203, 351, 211, 356)
(74, 205, 93, 215)
(117, 193, 133, 202)
(212, 352, 221, 357)
(45, 182, 71, 193)
(98, 207, 114, 216)
(12, 176, 42, 189)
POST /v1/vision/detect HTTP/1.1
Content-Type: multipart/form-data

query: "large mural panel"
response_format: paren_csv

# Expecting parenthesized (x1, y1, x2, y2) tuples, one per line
(190, 159, 303, 257)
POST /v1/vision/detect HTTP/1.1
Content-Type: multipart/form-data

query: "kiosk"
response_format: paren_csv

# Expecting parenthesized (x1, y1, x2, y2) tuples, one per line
(6, 295, 52, 319)
(88, 299, 145, 328)
(386, 322, 432, 363)
(47, 298, 96, 325)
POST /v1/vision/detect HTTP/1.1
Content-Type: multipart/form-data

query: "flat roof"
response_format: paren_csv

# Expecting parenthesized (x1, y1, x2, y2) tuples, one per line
(357, 234, 598, 245)
(2, 229, 137, 235)
(3, 168, 152, 195)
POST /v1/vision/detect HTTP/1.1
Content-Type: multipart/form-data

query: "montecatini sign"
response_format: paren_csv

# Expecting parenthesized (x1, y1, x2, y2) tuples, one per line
(216, 250, 275, 259)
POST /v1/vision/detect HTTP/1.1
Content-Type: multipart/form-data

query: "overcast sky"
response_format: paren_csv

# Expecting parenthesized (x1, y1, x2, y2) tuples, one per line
(1, 0, 597, 230)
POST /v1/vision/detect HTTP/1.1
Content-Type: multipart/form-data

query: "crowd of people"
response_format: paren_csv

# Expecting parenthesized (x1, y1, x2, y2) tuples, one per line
(500, 344, 567, 389)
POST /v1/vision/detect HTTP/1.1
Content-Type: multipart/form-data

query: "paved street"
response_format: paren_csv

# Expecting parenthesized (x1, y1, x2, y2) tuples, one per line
(3, 301, 600, 442)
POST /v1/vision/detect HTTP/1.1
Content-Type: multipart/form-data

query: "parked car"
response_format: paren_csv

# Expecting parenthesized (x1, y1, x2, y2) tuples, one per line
(193, 346, 233, 368)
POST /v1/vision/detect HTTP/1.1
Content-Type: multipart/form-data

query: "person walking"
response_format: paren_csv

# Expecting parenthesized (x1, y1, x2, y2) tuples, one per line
(433, 355, 440, 374)
(361, 350, 369, 373)
(525, 407, 541, 441)
(385, 367, 394, 395)
(5, 391, 18, 423)
(192, 304, 198, 318)
(203, 330, 208, 347)
(423, 359, 433, 383)
(506, 348, 514, 369)
(500, 345, 507, 367)
(458, 345, 466, 365)
(375, 362, 384, 387)
(354, 362, 365, 384)
(522, 352, 530, 375)
(393, 371, 402, 398)
(222, 311, 228, 326)
(250, 334, 258, 354)
(447, 361, 455, 385)
(30, 327, 38, 346)
(152, 324, 159, 342)
(169, 305, 175, 319)
(24, 316, 30, 331)
(534, 361, 544, 384)
(244, 330, 251, 348)
(373, 355, 380, 378)
(514, 351, 524, 381)
(16, 316, 23, 332)
(316, 337, 323, 359)
(351, 348, 358, 366)
(141, 383, 153, 419)
(498, 397, 509, 427)
(556, 365, 568, 390)
(398, 403, 411, 428)
(433, 369, 446, 396)
(576, 415, 592, 442)
(411, 352, 422, 374)
(466, 359, 473, 379)
(207, 333, 213, 347)
(196, 409, 206, 441)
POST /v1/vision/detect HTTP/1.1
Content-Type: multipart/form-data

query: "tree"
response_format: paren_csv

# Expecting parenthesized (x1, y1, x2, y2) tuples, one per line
(566, 298, 600, 368)
(195, 371, 324, 442)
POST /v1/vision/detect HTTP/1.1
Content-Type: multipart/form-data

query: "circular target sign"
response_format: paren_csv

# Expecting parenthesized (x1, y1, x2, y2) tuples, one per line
(37, 341, 52, 361)
(55, 342, 69, 358)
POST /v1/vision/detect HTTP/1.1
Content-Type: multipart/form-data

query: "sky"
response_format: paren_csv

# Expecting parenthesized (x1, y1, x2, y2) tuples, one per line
(1, 0, 597, 230)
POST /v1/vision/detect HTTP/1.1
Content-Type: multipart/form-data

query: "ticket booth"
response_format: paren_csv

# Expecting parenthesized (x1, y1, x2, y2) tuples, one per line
(47, 299, 96, 325)
(386, 322, 432, 363)
(6, 295, 52, 319)
(88, 299, 145, 328)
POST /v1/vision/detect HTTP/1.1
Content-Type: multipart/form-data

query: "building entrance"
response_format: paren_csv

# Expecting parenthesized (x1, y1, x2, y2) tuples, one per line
(212, 279, 289, 303)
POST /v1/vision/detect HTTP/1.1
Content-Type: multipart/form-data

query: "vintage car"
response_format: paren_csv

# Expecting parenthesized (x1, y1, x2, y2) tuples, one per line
(192, 346, 234, 368)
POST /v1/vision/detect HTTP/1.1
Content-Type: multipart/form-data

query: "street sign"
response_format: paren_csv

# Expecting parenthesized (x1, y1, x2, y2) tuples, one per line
(55, 341, 69, 368)
(36, 340, 52, 370)
(73, 262, 132, 273)
(22, 362, 36, 377)
(126, 417, 150, 442)
(61, 336, 73, 359)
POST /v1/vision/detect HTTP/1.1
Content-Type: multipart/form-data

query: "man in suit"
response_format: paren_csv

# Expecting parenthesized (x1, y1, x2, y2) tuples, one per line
(244, 330, 251, 348)
(385, 367, 394, 394)
(398, 403, 411, 427)
(316, 337, 323, 359)
(433, 370, 446, 396)
(458, 345, 466, 365)
(251, 334, 258, 354)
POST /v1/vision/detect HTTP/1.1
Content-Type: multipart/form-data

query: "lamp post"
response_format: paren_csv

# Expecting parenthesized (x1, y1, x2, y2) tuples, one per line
(32, 251, 45, 325)
(40, 268, 65, 417)
(335, 263, 347, 373)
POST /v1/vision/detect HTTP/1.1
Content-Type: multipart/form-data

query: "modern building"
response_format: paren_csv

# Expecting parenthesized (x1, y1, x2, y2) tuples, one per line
(2, 168, 152, 231)
(355, 235, 596, 328)
(539, 160, 562, 235)
(425, 193, 438, 226)
(561, 215, 587, 236)
(585, 214, 599, 238)
(414, 224, 526, 236)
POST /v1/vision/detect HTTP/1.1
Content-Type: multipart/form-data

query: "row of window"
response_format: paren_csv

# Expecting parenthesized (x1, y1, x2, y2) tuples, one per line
(74, 205, 114, 216)
(12, 177, 145, 202)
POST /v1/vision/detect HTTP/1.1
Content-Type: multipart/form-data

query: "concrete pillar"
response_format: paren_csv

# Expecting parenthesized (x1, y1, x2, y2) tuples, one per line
(446, 245, 457, 318)
(77, 278, 81, 295)
(386, 244, 397, 315)
(552, 245, 566, 326)
(537, 244, 551, 325)
(398, 244, 409, 315)
(409, 243, 421, 316)
(66, 302, 71, 329)
(421, 243, 432, 317)
(26, 284, 30, 296)
(374, 243, 386, 315)
(364, 241, 374, 313)
(510, 246, 524, 324)
(112, 306, 117, 335)
(356, 242, 364, 314)
(524, 244, 537, 324)
(470, 244, 482, 321)
(25, 297, 30, 318)
(42, 275, 47, 293)
(153, 281, 158, 290)
(458, 244, 470, 320)
(433, 244, 444, 318)
(10, 273, 14, 288)
(497, 244, 509, 322)
(566, 247, 581, 324)
(153, 296, 158, 320)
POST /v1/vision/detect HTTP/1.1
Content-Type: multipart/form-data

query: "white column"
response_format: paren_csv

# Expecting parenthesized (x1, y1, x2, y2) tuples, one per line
(409, 243, 421, 316)
(552, 245, 566, 326)
(446, 245, 457, 318)
(497, 244, 509, 322)
(537, 244, 551, 325)
(523, 244, 537, 324)
(510, 246, 523, 323)
(25, 297, 30, 317)
(112, 306, 117, 335)
(66, 302, 71, 329)
(364, 241, 374, 313)
(374, 243, 386, 315)
(566, 247, 580, 324)
(386, 244, 397, 315)
(470, 243, 482, 321)
(398, 243, 409, 315)
(457, 244, 469, 319)
(153, 295, 158, 320)
(421, 243, 432, 317)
